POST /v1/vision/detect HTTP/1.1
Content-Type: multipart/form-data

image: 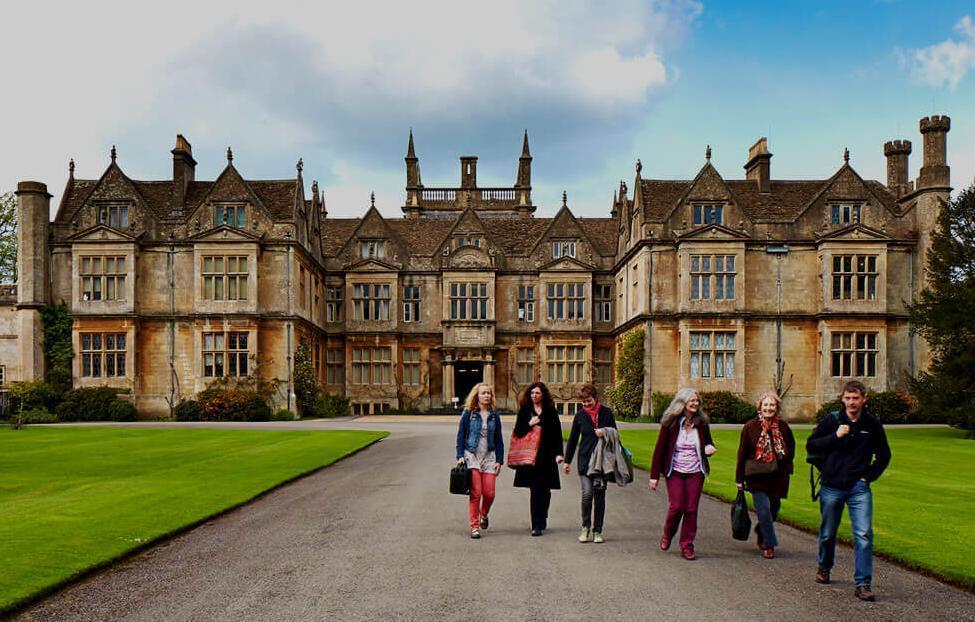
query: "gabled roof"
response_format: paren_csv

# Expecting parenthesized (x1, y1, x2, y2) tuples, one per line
(322, 218, 362, 257)
(816, 222, 892, 242)
(578, 218, 620, 256)
(386, 218, 458, 256)
(482, 218, 551, 256)
(640, 180, 693, 221)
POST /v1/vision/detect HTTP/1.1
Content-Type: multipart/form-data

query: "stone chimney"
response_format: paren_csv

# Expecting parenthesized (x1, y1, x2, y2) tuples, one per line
(918, 115, 950, 189)
(883, 139, 912, 197)
(171, 134, 196, 215)
(744, 137, 772, 194)
(460, 156, 478, 189)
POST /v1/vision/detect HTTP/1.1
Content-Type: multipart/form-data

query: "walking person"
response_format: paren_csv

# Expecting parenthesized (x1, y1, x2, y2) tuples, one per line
(807, 380, 891, 601)
(735, 390, 796, 559)
(512, 382, 564, 536)
(455, 383, 504, 539)
(562, 384, 616, 543)
(649, 388, 717, 560)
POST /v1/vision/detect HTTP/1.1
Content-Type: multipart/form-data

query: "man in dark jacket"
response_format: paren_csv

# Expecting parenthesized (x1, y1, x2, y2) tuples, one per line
(806, 380, 891, 602)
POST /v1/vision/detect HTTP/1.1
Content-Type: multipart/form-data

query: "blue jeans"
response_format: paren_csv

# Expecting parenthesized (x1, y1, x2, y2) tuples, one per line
(752, 492, 780, 548)
(817, 480, 873, 587)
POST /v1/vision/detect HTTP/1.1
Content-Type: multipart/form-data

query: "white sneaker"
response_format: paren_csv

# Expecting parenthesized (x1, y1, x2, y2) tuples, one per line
(593, 531, 604, 544)
(578, 527, 591, 543)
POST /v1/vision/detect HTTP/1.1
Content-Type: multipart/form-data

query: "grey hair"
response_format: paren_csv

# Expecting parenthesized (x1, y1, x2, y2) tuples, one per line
(660, 387, 709, 427)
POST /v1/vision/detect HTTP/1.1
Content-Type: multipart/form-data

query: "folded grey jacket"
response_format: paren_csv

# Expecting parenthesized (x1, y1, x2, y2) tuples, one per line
(587, 427, 633, 486)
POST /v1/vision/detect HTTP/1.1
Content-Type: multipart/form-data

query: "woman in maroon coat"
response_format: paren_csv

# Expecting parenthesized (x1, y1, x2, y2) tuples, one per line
(512, 382, 564, 536)
(735, 390, 796, 559)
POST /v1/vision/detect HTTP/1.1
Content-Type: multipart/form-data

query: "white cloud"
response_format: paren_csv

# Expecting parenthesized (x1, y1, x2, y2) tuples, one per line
(0, 1, 701, 217)
(908, 15, 975, 89)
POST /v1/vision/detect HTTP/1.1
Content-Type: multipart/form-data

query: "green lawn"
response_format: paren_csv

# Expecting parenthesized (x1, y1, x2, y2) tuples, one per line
(0, 427, 387, 613)
(617, 427, 975, 589)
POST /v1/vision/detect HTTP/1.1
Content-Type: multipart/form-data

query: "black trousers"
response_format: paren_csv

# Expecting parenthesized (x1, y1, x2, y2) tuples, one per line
(529, 477, 552, 530)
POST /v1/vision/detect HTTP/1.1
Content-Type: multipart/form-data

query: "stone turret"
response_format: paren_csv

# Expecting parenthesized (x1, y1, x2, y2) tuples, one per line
(15, 181, 51, 381)
(883, 139, 912, 197)
(918, 115, 950, 189)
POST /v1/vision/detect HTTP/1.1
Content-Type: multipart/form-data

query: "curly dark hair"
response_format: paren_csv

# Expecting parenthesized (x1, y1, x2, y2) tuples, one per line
(518, 382, 556, 412)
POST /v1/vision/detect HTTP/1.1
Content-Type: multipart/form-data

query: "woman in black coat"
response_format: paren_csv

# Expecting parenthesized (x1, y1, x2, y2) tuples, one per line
(512, 382, 564, 536)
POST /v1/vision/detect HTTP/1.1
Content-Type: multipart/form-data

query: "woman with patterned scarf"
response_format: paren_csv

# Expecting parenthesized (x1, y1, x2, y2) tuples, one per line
(735, 391, 796, 559)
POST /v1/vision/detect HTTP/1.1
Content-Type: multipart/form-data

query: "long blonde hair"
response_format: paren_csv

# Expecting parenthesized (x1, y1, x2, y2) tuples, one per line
(464, 383, 496, 413)
(660, 387, 709, 427)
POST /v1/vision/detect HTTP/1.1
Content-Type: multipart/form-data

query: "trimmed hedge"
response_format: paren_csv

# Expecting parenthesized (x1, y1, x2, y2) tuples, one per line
(18, 407, 60, 424)
(55, 388, 136, 422)
(651, 392, 674, 420)
(815, 390, 919, 424)
(196, 384, 273, 422)
(306, 394, 351, 419)
(699, 391, 755, 424)
(173, 400, 203, 422)
(105, 400, 139, 422)
(272, 409, 297, 421)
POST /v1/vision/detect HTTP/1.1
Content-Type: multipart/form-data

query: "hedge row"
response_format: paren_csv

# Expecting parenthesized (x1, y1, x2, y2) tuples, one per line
(5, 383, 138, 423)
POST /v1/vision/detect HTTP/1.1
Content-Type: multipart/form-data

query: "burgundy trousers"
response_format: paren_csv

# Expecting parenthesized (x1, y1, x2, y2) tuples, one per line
(663, 471, 705, 550)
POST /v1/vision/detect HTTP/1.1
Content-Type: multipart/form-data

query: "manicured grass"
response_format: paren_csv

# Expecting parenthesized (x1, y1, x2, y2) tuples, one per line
(0, 427, 387, 613)
(617, 427, 975, 589)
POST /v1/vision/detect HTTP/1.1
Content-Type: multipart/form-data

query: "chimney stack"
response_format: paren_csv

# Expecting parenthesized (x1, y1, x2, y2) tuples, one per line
(171, 134, 196, 216)
(744, 137, 772, 194)
(460, 156, 478, 189)
(883, 139, 912, 197)
(918, 115, 950, 189)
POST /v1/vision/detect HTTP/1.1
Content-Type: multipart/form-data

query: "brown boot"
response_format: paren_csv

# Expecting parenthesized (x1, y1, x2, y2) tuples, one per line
(854, 586, 876, 602)
(815, 567, 830, 584)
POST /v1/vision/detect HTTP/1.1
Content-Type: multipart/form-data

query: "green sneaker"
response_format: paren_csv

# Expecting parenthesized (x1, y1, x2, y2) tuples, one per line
(578, 527, 591, 543)
(593, 531, 604, 544)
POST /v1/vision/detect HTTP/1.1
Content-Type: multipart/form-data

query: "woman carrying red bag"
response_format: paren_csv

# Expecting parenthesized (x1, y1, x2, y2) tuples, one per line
(511, 382, 564, 536)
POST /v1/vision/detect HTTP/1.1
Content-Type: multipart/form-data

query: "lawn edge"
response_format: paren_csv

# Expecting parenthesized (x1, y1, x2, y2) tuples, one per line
(1, 430, 389, 617)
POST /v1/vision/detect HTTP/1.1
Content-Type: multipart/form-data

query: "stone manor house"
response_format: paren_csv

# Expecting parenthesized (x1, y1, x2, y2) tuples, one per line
(2, 115, 953, 419)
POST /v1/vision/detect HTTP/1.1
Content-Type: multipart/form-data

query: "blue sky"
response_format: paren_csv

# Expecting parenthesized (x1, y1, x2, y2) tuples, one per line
(3, 1, 973, 218)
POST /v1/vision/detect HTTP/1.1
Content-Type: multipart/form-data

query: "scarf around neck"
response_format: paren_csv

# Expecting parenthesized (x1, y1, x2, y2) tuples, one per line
(583, 401, 601, 426)
(754, 416, 786, 462)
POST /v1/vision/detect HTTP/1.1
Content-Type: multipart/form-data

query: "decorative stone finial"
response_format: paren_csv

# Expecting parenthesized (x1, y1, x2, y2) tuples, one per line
(227, 146, 234, 163)
(370, 191, 375, 208)
(636, 159, 642, 175)
(843, 147, 849, 164)
(562, 190, 568, 208)
(296, 158, 303, 174)
(311, 180, 318, 195)
(110, 145, 117, 163)
(706, 145, 712, 161)
(69, 158, 75, 178)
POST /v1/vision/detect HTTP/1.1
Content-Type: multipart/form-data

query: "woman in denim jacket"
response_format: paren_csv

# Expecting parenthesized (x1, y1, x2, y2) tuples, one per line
(455, 383, 505, 538)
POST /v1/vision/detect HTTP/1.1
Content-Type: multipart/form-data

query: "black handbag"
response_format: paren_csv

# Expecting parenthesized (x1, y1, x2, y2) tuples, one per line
(450, 462, 471, 495)
(731, 489, 752, 541)
(744, 457, 779, 478)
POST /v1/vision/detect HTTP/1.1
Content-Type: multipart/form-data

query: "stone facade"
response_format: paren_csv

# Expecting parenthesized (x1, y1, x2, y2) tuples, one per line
(1, 117, 952, 420)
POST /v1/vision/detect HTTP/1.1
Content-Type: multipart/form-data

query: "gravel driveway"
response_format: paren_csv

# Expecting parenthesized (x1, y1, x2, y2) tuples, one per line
(15, 420, 975, 621)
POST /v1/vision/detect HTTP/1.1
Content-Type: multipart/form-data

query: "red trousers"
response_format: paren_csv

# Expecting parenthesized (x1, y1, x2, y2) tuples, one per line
(663, 471, 705, 550)
(469, 469, 497, 529)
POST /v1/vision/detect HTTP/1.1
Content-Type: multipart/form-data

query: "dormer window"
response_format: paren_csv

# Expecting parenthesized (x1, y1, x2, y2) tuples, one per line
(552, 240, 577, 259)
(454, 236, 482, 249)
(98, 204, 129, 228)
(214, 205, 246, 228)
(359, 240, 386, 259)
(692, 204, 723, 226)
(830, 203, 862, 225)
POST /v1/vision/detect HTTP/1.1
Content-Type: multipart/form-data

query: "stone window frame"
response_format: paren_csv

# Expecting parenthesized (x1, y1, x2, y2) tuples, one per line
(358, 239, 386, 260)
(402, 348, 421, 385)
(689, 330, 736, 379)
(594, 284, 612, 322)
(831, 254, 878, 301)
(326, 286, 344, 322)
(351, 347, 392, 385)
(352, 283, 391, 321)
(546, 282, 586, 321)
(202, 256, 249, 301)
(213, 203, 247, 229)
(545, 345, 586, 384)
(81, 332, 127, 378)
(80, 255, 127, 302)
(556, 401, 583, 417)
(515, 347, 536, 385)
(0, 365, 4, 386)
(692, 203, 723, 226)
(403, 285, 421, 322)
(830, 203, 862, 225)
(453, 235, 482, 249)
(830, 331, 878, 377)
(449, 282, 488, 320)
(352, 402, 390, 416)
(202, 331, 250, 378)
(593, 348, 613, 384)
(325, 348, 344, 385)
(97, 203, 130, 229)
(517, 285, 535, 322)
(690, 254, 736, 301)
(552, 239, 577, 259)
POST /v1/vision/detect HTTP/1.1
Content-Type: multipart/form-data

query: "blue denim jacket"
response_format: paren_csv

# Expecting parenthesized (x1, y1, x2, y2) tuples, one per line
(455, 409, 504, 464)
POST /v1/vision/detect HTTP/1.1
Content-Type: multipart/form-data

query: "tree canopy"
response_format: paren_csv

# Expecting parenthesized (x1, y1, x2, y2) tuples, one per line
(0, 191, 15, 282)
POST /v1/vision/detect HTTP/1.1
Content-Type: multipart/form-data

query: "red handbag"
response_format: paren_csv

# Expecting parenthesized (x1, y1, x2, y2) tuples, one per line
(507, 426, 542, 468)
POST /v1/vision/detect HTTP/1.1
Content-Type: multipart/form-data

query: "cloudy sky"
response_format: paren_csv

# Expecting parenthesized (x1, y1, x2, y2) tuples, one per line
(3, 0, 973, 218)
